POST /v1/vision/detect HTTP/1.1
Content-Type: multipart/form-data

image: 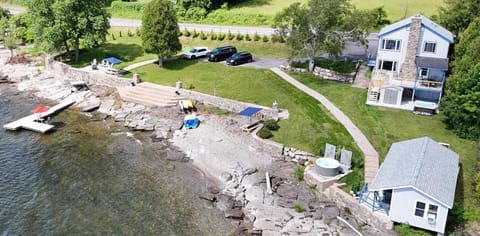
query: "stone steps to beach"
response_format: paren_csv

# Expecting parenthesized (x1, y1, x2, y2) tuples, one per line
(117, 82, 185, 107)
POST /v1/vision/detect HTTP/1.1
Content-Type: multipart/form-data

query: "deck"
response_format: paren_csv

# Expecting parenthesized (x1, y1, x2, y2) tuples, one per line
(3, 100, 75, 133)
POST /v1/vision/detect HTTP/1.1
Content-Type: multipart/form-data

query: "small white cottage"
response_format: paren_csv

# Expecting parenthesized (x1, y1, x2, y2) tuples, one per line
(361, 137, 459, 235)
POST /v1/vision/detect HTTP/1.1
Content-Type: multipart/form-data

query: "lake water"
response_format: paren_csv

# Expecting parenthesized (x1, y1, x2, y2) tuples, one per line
(0, 85, 237, 235)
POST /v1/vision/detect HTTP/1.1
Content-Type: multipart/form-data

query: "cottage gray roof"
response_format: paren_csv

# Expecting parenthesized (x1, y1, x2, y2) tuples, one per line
(370, 137, 459, 208)
(379, 14, 454, 43)
(416, 57, 449, 70)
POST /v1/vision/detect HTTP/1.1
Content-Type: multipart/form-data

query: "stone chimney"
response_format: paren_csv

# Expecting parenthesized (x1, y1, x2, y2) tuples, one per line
(399, 14, 422, 80)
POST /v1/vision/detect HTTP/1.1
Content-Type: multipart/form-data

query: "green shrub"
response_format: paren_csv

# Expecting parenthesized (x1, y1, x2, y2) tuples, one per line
(314, 58, 356, 73)
(235, 33, 244, 41)
(135, 27, 141, 36)
(119, 31, 122, 37)
(253, 32, 261, 41)
(183, 28, 191, 37)
(257, 128, 273, 139)
(200, 31, 208, 40)
(192, 29, 199, 38)
(110, 1, 145, 19)
(293, 203, 305, 213)
(262, 35, 269, 42)
(209, 30, 217, 40)
(271, 34, 285, 43)
(264, 119, 280, 131)
(294, 165, 305, 181)
(127, 29, 134, 37)
(217, 33, 225, 41)
(111, 33, 116, 40)
(245, 33, 252, 41)
(227, 31, 234, 40)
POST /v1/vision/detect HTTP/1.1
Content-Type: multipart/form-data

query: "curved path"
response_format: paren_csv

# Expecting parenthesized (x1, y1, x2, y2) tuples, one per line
(271, 68, 379, 184)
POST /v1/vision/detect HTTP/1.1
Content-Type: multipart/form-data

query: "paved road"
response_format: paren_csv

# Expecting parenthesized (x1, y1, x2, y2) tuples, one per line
(3, 6, 275, 36)
(271, 68, 379, 184)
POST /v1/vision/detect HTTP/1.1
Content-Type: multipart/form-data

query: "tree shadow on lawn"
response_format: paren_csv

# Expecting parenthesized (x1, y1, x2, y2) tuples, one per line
(69, 43, 144, 68)
(162, 58, 200, 71)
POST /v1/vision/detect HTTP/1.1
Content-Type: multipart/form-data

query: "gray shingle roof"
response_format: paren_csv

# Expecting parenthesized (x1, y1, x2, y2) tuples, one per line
(379, 14, 454, 43)
(416, 57, 449, 70)
(370, 137, 459, 208)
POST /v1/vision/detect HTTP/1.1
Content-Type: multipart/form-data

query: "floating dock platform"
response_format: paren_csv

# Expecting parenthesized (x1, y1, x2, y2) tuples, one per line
(3, 100, 75, 133)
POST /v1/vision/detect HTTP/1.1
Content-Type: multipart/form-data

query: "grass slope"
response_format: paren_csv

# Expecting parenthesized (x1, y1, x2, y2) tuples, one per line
(289, 72, 480, 223)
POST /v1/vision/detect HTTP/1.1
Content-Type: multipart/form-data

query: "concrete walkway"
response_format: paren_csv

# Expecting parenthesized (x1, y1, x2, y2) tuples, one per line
(123, 59, 158, 72)
(271, 68, 379, 184)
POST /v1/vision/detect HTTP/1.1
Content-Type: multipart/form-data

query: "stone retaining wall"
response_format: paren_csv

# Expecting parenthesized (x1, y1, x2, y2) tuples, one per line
(313, 66, 356, 84)
(280, 63, 360, 84)
(45, 57, 131, 87)
(326, 185, 393, 230)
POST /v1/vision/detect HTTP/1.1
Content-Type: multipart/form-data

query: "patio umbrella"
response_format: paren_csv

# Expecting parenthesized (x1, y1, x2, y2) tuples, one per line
(31, 106, 50, 114)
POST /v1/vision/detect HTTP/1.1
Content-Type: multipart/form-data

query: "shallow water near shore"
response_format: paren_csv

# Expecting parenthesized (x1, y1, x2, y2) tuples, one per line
(0, 86, 237, 235)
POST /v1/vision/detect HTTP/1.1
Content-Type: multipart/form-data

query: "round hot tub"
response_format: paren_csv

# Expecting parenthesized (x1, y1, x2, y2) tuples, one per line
(315, 158, 340, 177)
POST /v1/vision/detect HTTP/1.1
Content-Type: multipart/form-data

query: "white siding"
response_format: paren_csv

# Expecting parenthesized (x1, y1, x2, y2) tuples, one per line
(389, 187, 449, 234)
(418, 27, 450, 59)
(377, 27, 409, 72)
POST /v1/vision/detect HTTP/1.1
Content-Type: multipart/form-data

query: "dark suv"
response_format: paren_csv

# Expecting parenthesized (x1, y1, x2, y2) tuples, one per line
(208, 46, 237, 62)
(226, 52, 253, 66)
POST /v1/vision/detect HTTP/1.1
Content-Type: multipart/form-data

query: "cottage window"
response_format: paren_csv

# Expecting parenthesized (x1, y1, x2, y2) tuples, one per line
(378, 60, 398, 71)
(415, 201, 426, 217)
(427, 204, 438, 221)
(424, 42, 436, 53)
(382, 39, 401, 51)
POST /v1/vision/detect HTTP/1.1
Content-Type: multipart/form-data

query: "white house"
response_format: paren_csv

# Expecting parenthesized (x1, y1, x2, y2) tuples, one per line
(359, 137, 459, 235)
(367, 14, 454, 112)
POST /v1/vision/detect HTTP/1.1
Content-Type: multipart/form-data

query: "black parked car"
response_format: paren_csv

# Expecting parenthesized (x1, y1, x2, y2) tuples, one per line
(208, 46, 237, 62)
(226, 52, 253, 66)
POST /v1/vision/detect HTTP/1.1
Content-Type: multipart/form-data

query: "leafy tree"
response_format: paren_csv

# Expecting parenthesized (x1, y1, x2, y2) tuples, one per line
(0, 6, 11, 19)
(141, 0, 181, 67)
(442, 64, 480, 141)
(445, 17, 480, 95)
(274, 0, 374, 72)
(439, 0, 480, 37)
(442, 17, 480, 141)
(27, 0, 110, 61)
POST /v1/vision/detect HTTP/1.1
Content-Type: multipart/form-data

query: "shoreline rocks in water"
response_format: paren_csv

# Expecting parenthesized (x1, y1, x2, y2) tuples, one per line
(0, 53, 395, 236)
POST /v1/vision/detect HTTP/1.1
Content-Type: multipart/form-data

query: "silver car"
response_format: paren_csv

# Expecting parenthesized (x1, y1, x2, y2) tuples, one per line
(183, 47, 210, 59)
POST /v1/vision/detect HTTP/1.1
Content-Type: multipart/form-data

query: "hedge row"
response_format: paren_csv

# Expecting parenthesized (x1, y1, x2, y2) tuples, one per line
(179, 28, 286, 43)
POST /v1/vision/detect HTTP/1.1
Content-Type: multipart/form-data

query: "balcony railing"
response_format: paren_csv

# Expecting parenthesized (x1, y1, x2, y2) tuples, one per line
(371, 69, 443, 90)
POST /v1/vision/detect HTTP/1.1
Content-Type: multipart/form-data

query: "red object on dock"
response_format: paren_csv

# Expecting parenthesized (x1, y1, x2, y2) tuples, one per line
(31, 106, 50, 114)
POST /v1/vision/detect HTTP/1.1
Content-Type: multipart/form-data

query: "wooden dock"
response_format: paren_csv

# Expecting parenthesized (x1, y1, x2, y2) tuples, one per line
(3, 100, 75, 133)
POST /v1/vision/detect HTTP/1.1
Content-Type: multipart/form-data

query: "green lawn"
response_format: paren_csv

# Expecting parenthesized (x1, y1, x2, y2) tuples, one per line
(127, 60, 361, 159)
(228, 0, 443, 21)
(289, 72, 480, 223)
(69, 28, 288, 68)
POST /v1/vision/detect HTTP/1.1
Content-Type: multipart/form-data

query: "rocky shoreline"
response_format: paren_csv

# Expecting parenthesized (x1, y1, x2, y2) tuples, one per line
(0, 52, 394, 235)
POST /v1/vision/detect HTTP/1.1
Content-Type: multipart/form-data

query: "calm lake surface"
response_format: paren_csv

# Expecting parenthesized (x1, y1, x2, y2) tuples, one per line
(0, 85, 237, 235)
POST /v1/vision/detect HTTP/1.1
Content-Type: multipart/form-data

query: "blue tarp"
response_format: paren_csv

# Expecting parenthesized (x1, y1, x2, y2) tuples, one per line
(103, 57, 123, 64)
(238, 107, 262, 117)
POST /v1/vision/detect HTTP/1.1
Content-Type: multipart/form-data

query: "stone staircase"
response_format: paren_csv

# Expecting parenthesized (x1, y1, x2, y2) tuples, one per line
(117, 82, 184, 107)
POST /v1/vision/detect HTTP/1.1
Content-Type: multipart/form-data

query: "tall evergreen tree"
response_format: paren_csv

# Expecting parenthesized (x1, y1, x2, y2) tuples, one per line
(141, 0, 182, 67)
(27, 0, 110, 61)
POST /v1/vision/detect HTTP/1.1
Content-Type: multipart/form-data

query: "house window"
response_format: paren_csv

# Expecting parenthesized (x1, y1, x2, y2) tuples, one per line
(415, 201, 426, 217)
(382, 39, 401, 51)
(427, 204, 438, 221)
(420, 68, 429, 78)
(424, 42, 436, 53)
(378, 60, 398, 71)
